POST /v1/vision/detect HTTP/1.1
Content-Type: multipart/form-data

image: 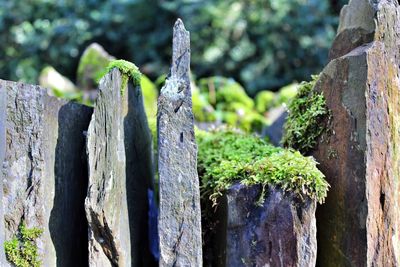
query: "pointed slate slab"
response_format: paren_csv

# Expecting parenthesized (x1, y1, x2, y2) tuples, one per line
(157, 19, 203, 266)
(85, 69, 131, 266)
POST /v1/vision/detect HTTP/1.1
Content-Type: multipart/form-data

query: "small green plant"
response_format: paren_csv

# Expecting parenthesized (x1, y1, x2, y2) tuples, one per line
(4, 222, 43, 267)
(197, 128, 329, 206)
(282, 75, 329, 154)
(106, 59, 142, 95)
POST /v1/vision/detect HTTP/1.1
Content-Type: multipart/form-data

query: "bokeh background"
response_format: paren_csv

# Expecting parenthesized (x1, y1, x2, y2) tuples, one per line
(0, 0, 348, 135)
(1, 0, 346, 94)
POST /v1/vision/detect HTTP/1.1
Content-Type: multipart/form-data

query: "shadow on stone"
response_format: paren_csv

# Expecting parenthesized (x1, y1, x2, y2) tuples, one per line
(124, 82, 158, 266)
(49, 102, 92, 267)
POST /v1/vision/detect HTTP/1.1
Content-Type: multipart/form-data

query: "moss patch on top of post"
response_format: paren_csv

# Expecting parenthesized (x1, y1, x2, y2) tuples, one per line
(106, 59, 142, 95)
(197, 128, 329, 205)
(282, 75, 329, 154)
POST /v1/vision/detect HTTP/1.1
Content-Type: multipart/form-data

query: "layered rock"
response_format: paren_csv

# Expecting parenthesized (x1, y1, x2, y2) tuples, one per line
(85, 68, 156, 266)
(0, 83, 7, 265)
(206, 184, 316, 267)
(157, 19, 203, 266)
(85, 69, 131, 266)
(0, 80, 92, 266)
(313, 1, 400, 265)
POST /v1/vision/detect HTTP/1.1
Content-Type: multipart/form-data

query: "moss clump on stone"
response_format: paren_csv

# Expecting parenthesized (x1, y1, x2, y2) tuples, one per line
(197, 128, 329, 205)
(4, 222, 43, 267)
(77, 43, 113, 89)
(106, 59, 142, 95)
(282, 75, 329, 154)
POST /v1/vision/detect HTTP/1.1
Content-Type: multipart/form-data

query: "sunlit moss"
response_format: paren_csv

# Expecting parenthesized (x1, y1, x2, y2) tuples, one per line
(197, 128, 329, 206)
(255, 90, 275, 113)
(282, 75, 329, 154)
(140, 74, 158, 118)
(77, 44, 113, 89)
(106, 59, 142, 95)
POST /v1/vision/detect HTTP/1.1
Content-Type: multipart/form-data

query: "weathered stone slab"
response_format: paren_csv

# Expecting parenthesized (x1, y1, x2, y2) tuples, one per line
(0, 79, 92, 266)
(0, 82, 7, 265)
(157, 19, 203, 266)
(206, 183, 316, 267)
(313, 1, 400, 266)
(85, 69, 131, 266)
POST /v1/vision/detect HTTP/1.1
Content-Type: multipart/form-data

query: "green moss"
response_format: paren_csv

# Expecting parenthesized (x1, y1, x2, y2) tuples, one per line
(106, 59, 142, 95)
(140, 74, 158, 118)
(282, 75, 329, 154)
(195, 76, 272, 132)
(255, 91, 275, 113)
(192, 85, 216, 122)
(197, 128, 329, 206)
(77, 44, 112, 89)
(215, 79, 254, 110)
(4, 222, 43, 267)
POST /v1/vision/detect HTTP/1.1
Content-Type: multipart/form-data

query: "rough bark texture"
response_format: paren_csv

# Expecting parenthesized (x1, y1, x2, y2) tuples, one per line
(207, 184, 316, 267)
(157, 19, 203, 267)
(85, 69, 131, 267)
(0, 79, 92, 266)
(313, 1, 400, 266)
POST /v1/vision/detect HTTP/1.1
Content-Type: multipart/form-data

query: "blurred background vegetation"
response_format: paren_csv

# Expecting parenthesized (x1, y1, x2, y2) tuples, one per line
(0, 0, 348, 134)
(1, 0, 347, 95)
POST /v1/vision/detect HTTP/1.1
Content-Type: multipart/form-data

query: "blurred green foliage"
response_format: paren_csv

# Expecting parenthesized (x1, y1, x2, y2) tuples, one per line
(0, 0, 342, 94)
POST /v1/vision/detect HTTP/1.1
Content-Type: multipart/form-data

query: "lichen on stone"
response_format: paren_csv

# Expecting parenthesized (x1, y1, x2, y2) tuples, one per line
(282, 75, 330, 154)
(197, 128, 329, 205)
(4, 222, 43, 267)
(106, 59, 142, 95)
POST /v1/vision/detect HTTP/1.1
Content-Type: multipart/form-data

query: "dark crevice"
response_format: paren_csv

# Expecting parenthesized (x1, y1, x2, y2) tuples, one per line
(49, 103, 92, 267)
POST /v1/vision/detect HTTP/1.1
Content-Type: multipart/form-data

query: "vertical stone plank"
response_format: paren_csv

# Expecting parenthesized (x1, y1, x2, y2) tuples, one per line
(85, 69, 131, 266)
(157, 19, 203, 266)
(0, 80, 92, 266)
(0, 82, 7, 266)
(313, 1, 400, 266)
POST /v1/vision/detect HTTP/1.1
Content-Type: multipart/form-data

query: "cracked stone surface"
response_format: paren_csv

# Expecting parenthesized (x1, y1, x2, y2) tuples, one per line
(0, 79, 92, 266)
(205, 184, 317, 267)
(85, 67, 156, 267)
(312, 1, 400, 266)
(85, 69, 131, 267)
(0, 82, 7, 266)
(157, 19, 203, 267)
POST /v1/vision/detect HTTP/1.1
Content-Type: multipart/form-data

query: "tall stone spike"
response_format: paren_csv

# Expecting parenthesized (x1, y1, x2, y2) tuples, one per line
(85, 69, 131, 266)
(157, 19, 203, 266)
(312, 1, 400, 266)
